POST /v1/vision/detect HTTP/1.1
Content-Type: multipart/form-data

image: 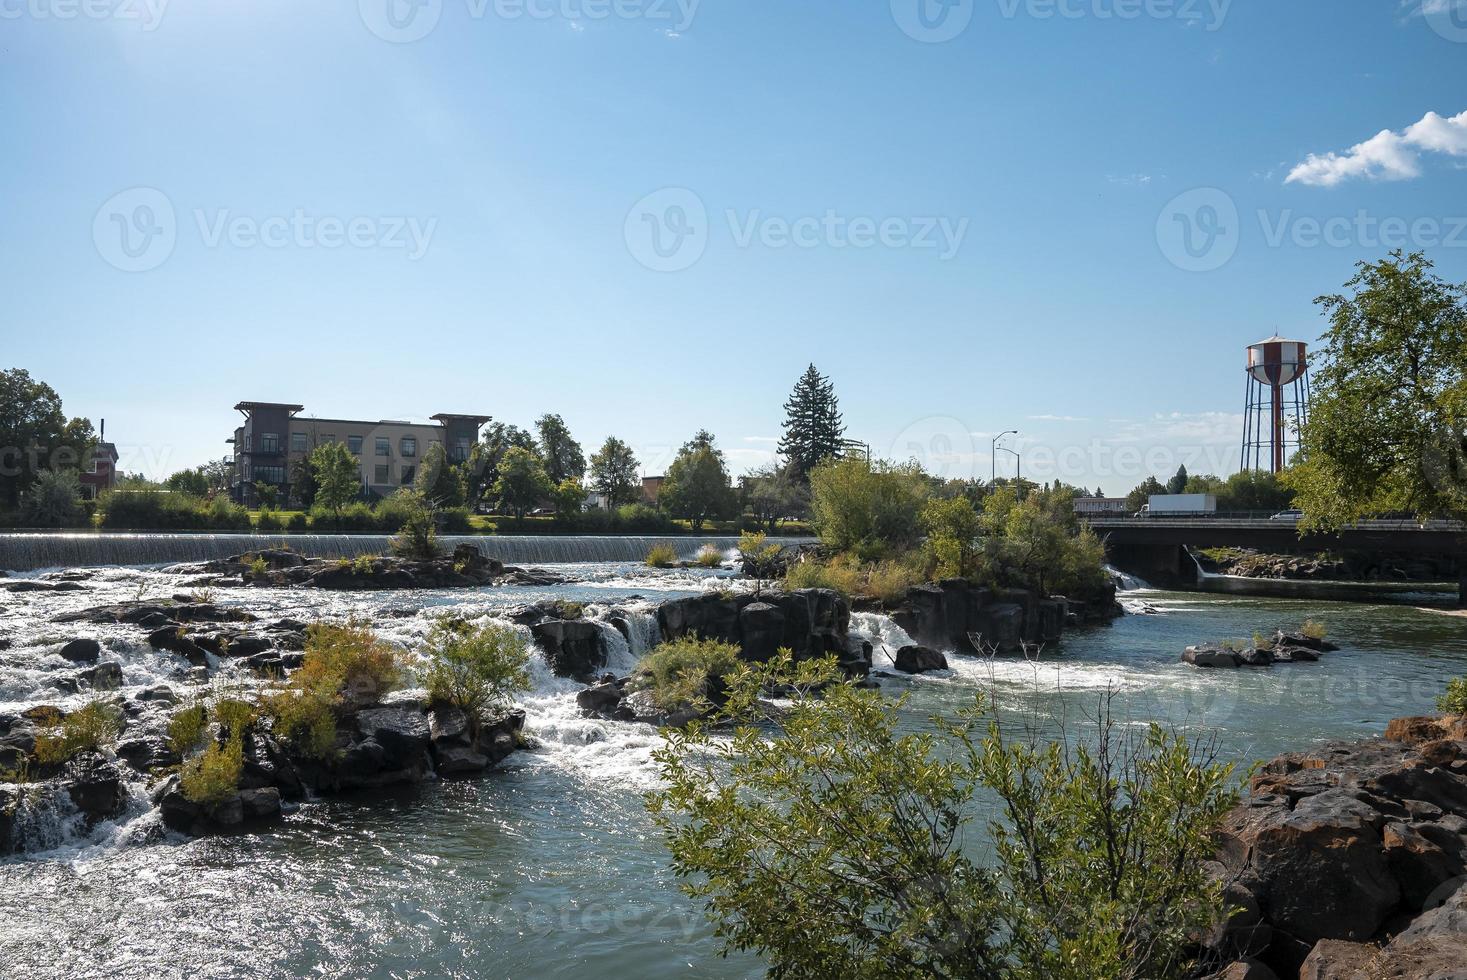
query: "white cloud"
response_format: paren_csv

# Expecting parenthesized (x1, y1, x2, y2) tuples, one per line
(1106, 174, 1154, 187)
(1286, 109, 1467, 187)
(1026, 413, 1089, 422)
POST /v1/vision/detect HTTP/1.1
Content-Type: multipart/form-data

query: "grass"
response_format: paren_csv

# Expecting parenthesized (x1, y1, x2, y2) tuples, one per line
(635, 636, 742, 712)
(34, 700, 123, 765)
(179, 737, 244, 805)
(695, 544, 726, 568)
(784, 555, 922, 605)
(1300, 618, 1328, 640)
(645, 543, 680, 568)
(167, 702, 209, 755)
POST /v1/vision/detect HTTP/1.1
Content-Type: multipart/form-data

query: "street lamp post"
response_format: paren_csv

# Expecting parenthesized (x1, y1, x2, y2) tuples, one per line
(997, 445, 1022, 496)
(991, 430, 1017, 485)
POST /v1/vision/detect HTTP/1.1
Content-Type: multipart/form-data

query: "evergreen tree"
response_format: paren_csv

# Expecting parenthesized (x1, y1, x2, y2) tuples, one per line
(1166, 464, 1189, 495)
(778, 364, 846, 482)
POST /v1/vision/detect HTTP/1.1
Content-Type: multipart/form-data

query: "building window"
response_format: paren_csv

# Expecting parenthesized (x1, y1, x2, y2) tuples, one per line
(375, 437, 390, 457)
(401, 465, 415, 485)
(346, 435, 361, 453)
(259, 432, 280, 454)
(401, 436, 417, 458)
(452, 438, 470, 462)
(291, 432, 307, 453)
(321, 434, 335, 445)
(257, 466, 285, 484)
(374, 464, 391, 484)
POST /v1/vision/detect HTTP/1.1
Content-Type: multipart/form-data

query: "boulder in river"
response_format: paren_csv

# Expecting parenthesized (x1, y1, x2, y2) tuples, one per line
(57, 638, 101, 664)
(893, 645, 948, 674)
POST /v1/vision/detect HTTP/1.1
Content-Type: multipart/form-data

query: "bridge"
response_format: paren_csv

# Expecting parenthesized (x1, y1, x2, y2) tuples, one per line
(1088, 515, 1467, 605)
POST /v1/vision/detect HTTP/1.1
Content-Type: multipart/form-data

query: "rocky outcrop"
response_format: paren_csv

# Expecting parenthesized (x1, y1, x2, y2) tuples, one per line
(181, 544, 566, 592)
(531, 619, 605, 679)
(657, 588, 865, 674)
(1197, 548, 1460, 584)
(1183, 629, 1338, 670)
(886, 579, 1102, 654)
(893, 645, 948, 674)
(1208, 715, 1467, 976)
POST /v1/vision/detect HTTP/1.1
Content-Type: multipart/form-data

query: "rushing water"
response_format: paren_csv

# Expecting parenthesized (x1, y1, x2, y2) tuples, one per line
(2, 558, 1467, 978)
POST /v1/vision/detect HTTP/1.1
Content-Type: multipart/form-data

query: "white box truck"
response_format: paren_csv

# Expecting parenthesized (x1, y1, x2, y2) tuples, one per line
(1139, 493, 1218, 517)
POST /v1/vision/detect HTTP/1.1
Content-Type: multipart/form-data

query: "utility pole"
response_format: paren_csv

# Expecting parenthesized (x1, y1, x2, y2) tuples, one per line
(991, 430, 1017, 485)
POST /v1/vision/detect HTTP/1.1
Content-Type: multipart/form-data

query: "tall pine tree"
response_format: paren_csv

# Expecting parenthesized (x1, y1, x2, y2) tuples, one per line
(778, 364, 846, 482)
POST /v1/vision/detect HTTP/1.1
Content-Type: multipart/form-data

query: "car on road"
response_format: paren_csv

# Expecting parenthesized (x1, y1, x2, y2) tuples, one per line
(1269, 509, 1303, 521)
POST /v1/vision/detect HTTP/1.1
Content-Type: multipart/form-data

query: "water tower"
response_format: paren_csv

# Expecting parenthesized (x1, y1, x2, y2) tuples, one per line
(1241, 336, 1309, 473)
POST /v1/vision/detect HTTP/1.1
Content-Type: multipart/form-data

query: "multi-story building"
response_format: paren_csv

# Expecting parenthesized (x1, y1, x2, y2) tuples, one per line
(229, 401, 491, 506)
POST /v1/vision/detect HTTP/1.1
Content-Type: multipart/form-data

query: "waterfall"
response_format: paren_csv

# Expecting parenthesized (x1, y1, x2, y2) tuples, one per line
(0, 533, 814, 573)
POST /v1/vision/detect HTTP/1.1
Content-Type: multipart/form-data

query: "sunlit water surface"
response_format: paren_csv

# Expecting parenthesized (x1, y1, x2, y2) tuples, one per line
(2, 562, 1465, 978)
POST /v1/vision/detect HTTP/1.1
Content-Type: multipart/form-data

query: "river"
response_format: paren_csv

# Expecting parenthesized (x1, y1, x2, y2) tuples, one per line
(2, 552, 1465, 978)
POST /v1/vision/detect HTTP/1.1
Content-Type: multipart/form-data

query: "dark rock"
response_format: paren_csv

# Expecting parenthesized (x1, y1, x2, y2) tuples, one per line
(1297, 940, 1379, 980)
(63, 752, 127, 824)
(78, 661, 123, 691)
(7, 580, 86, 593)
(894, 645, 948, 674)
(116, 735, 178, 772)
(136, 685, 178, 704)
(147, 626, 210, 666)
(1276, 630, 1339, 653)
(577, 680, 626, 718)
(1184, 644, 1242, 668)
(57, 638, 101, 663)
(238, 787, 283, 822)
(531, 619, 605, 679)
(738, 602, 785, 662)
(1383, 820, 1464, 911)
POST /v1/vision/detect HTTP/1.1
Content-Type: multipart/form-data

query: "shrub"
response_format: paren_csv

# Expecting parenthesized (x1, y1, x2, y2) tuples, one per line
(179, 736, 244, 805)
(421, 617, 532, 721)
(293, 620, 405, 704)
(649, 662, 1239, 979)
(255, 509, 286, 532)
(244, 555, 268, 578)
(388, 490, 441, 561)
(285, 512, 309, 532)
(264, 688, 338, 759)
(635, 636, 742, 711)
(22, 469, 84, 527)
(1439, 677, 1467, 715)
(695, 544, 725, 568)
(167, 702, 209, 755)
(206, 495, 251, 530)
(439, 506, 472, 533)
(34, 700, 123, 765)
(98, 490, 213, 530)
(864, 558, 922, 605)
(616, 503, 672, 532)
(212, 697, 257, 737)
(310, 501, 377, 532)
(1301, 618, 1328, 640)
(645, 543, 679, 568)
(808, 457, 929, 560)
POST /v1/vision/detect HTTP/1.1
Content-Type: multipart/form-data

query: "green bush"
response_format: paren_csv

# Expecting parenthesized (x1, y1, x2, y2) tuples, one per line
(255, 509, 286, 532)
(206, 495, 252, 530)
(34, 700, 123, 765)
(695, 544, 726, 568)
(1301, 618, 1328, 640)
(649, 658, 1240, 979)
(809, 457, 929, 561)
(264, 688, 338, 759)
(388, 490, 441, 561)
(310, 501, 377, 532)
(284, 512, 309, 532)
(421, 617, 531, 720)
(616, 503, 671, 531)
(373, 491, 418, 532)
(439, 506, 472, 533)
(179, 737, 244, 805)
(98, 490, 212, 530)
(635, 636, 742, 711)
(645, 543, 679, 568)
(1439, 677, 1467, 715)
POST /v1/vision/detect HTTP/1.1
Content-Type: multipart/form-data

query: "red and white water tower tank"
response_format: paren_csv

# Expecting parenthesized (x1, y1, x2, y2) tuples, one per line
(1242, 336, 1310, 473)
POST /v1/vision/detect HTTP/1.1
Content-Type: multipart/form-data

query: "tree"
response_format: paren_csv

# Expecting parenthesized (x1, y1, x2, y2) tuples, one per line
(743, 462, 809, 532)
(164, 468, 210, 497)
(0, 368, 95, 509)
(413, 441, 467, 508)
(1166, 464, 1189, 495)
(650, 656, 1238, 980)
(981, 485, 1108, 598)
(589, 436, 640, 510)
(535, 414, 585, 484)
(22, 468, 83, 527)
(737, 530, 784, 597)
(921, 495, 981, 579)
(659, 433, 737, 532)
(1218, 469, 1293, 513)
(1286, 251, 1467, 527)
(808, 457, 929, 560)
(778, 364, 846, 482)
(494, 446, 553, 520)
(289, 454, 318, 509)
(552, 477, 586, 521)
(1124, 476, 1166, 512)
(311, 442, 361, 529)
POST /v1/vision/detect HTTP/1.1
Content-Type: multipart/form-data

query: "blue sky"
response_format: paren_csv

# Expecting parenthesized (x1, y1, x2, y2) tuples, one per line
(2, 0, 1464, 494)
